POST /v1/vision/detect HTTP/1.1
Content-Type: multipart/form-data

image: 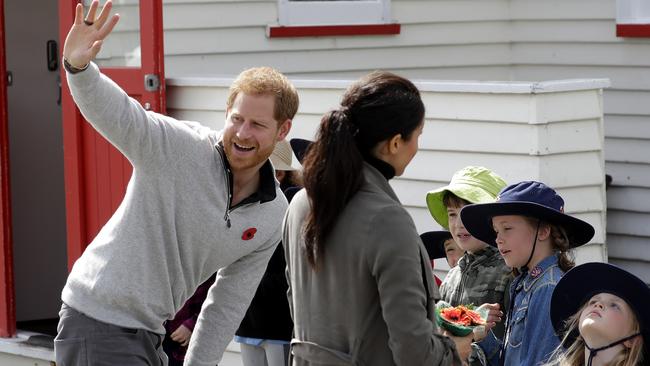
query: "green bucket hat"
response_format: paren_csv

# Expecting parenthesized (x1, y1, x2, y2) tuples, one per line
(426, 166, 506, 229)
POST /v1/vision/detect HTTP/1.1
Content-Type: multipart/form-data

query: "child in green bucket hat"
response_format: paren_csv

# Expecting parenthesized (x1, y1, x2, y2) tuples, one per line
(426, 166, 512, 365)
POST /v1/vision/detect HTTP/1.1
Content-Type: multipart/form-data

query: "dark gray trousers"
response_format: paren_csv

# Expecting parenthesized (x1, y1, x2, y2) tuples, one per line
(55, 303, 168, 366)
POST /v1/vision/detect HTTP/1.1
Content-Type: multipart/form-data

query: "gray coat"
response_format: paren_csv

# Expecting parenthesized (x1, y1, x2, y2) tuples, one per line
(283, 163, 461, 366)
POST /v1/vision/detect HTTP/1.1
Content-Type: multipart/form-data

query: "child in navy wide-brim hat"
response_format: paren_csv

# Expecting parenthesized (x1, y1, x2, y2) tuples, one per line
(459, 181, 595, 366)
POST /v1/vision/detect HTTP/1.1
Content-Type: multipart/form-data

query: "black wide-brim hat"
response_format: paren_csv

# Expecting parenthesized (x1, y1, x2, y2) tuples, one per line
(460, 181, 595, 248)
(420, 231, 452, 260)
(289, 138, 313, 164)
(550, 262, 650, 356)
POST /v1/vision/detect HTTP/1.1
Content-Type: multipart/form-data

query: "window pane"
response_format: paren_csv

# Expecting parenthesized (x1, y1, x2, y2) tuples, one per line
(278, 0, 389, 26)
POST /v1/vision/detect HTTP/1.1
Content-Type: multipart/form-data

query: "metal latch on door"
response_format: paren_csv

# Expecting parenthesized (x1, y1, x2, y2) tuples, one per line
(144, 74, 160, 92)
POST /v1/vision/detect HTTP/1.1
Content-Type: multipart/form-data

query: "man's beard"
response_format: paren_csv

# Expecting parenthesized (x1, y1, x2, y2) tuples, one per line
(223, 137, 274, 172)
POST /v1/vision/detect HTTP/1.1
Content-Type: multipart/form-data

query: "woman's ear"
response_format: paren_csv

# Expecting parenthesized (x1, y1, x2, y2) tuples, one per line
(386, 133, 403, 155)
(537, 223, 552, 241)
(374, 133, 402, 158)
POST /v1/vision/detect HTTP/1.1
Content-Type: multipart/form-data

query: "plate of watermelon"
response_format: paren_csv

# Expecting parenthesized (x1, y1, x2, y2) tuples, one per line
(435, 301, 488, 336)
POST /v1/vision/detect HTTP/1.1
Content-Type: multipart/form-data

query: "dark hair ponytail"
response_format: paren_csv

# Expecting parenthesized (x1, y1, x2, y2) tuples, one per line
(301, 110, 364, 268)
(301, 71, 425, 269)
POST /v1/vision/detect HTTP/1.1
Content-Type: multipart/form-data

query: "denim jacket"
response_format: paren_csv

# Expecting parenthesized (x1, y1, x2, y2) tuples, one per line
(478, 255, 563, 366)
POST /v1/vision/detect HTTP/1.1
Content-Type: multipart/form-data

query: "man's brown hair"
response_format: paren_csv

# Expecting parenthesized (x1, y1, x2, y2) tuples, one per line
(227, 67, 299, 124)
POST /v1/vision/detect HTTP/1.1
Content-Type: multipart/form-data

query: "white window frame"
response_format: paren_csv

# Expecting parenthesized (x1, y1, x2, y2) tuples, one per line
(277, 0, 392, 27)
(617, 0, 650, 24)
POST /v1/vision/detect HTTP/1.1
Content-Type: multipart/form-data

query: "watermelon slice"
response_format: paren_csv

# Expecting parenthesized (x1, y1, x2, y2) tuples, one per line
(435, 301, 488, 336)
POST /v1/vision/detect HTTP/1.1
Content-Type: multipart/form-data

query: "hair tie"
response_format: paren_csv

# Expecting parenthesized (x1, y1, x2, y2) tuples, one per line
(333, 108, 359, 137)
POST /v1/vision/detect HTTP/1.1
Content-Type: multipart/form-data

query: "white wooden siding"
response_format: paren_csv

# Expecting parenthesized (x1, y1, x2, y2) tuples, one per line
(506, 0, 650, 283)
(166, 78, 609, 282)
(160, 0, 512, 78)
(160, 0, 648, 283)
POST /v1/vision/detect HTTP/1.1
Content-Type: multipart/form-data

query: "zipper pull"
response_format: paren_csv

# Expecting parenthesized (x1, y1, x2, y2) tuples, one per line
(224, 211, 231, 228)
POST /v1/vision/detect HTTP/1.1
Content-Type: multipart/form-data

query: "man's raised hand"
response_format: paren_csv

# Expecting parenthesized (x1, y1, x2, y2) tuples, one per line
(63, 0, 120, 69)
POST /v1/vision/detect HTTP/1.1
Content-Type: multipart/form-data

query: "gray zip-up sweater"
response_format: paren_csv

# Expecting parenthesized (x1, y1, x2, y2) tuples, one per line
(62, 63, 287, 366)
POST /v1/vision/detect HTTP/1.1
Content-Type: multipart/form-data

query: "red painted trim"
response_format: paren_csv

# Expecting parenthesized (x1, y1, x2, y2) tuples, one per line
(0, 0, 17, 338)
(268, 23, 400, 38)
(616, 24, 650, 37)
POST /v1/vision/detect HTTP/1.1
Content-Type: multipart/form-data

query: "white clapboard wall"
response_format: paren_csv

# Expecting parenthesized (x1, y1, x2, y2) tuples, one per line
(503, 0, 650, 283)
(156, 0, 650, 282)
(97, 1, 649, 281)
(167, 77, 610, 282)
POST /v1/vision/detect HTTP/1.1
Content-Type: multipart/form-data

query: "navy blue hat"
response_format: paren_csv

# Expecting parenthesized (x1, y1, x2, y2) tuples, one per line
(289, 138, 312, 164)
(420, 231, 453, 260)
(460, 181, 595, 247)
(550, 262, 649, 355)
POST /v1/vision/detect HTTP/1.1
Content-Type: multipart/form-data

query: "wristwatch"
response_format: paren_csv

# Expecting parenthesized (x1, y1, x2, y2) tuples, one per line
(63, 58, 89, 74)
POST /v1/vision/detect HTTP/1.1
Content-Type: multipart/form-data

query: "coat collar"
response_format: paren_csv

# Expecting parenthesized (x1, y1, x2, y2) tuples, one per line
(215, 142, 277, 204)
(364, 155, 396, 180)
(363, 162, 399, 202)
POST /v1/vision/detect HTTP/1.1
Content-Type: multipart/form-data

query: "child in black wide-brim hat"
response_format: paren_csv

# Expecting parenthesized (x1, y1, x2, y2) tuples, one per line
(546, 262, 648, 366)
(420, 231, 463, 287)
(420, 230, 464, 269)
(460, 181, 595, 366)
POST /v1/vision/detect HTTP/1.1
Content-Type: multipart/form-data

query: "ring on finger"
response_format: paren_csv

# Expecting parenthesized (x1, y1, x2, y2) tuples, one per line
(84, 19, 94, 26)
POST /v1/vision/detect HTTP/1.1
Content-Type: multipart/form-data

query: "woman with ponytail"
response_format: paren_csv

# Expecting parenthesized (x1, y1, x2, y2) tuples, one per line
(282, 71, 465, 366)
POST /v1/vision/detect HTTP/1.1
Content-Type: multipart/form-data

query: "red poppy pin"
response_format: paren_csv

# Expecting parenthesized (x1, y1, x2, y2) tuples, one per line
(242, 227, 257, 241)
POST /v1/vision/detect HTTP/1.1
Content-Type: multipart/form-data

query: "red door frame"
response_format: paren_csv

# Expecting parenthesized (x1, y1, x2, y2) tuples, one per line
(58, 0, 165, 269)
(0, 0, 17, 338)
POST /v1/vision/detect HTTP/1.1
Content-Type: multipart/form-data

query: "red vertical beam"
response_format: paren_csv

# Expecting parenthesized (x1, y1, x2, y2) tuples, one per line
(140, 0, 166, 114)
(58, 0, 87, 269)
(0, 0, 17, 337)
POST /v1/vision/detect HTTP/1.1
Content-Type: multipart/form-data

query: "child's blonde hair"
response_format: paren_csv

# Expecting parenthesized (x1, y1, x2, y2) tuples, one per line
(545, 301, 645, 366)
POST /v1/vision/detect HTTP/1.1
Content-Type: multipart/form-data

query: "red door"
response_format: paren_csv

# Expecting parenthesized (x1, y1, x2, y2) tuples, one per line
(58, 0, 166, 269)
(0, 0, 17, 338)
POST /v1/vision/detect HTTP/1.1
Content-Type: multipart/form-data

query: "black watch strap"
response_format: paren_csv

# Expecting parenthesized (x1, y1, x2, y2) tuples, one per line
(63, 58, 89, 74)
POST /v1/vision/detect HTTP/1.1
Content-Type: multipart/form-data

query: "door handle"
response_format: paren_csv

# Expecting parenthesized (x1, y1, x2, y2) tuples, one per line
(47, 40, 58, 71)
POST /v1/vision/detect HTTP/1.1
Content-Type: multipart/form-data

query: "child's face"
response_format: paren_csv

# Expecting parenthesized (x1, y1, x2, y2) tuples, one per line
(578, 293, 637, 349)
(443, 239, 463, 268)
(447, 204, 488, 254)
(492, 215, 551, 269)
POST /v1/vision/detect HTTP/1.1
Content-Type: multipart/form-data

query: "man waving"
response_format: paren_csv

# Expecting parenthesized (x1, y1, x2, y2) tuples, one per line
(55, 1, 299, 365)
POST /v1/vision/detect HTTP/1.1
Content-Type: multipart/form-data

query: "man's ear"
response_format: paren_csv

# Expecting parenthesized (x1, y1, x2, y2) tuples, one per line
(277, 119, 292, 140)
